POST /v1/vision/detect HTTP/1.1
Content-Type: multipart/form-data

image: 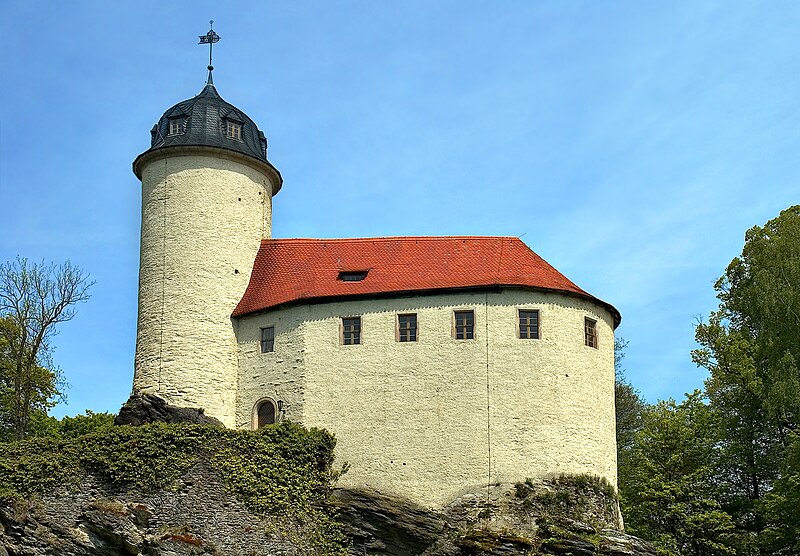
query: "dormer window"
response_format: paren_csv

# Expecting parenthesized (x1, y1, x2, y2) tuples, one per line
(226, 120, 242, 141)
(168, 118, 186, 136)
(338, 271, 368, 282)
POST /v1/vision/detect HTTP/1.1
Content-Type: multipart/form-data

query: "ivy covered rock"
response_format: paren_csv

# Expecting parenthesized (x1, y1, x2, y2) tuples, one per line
(0, 423, 657, 555)
(0, 422, 347, 556)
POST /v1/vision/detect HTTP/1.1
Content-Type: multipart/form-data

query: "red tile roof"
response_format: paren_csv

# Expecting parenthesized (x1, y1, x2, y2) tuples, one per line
(233, 236, 620, 326)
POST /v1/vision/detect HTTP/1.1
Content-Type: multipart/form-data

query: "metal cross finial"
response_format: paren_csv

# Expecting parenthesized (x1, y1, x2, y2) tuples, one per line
(199, 20, 221, 85)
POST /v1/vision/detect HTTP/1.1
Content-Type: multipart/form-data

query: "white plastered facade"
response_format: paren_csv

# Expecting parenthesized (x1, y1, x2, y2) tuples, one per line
(235, 289, 617, 509)
(131, 134, 619, 511)
(134, 151, 275, 426)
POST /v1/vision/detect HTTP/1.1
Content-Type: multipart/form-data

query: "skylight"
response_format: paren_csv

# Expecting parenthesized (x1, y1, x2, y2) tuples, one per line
(338, 271, 368, 282)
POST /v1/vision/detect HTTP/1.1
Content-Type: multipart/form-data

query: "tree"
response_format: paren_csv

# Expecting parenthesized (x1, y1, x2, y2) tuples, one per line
(621, 392, 736, 556)
(56, 409, 115, 437)
(0, 315, 65, 441)
(614, 337, 650, 539)
(708, 205, 800, 434)
(615, 337, 647, 453)
(693, 205, 800, 552)
(760, 431, 800, 555)
(0, 257, 92, 439)
(693, 315, 776, 548)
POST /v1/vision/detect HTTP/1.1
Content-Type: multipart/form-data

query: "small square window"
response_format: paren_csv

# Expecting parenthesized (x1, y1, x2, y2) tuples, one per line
(397, 313, 417, 342)
(226, 121, 242, 141)
(168, 118, 186, 136)
(584, 317, 598, 348)
(454, 310, 475, 340)
(260, 326, 275, 353)
(518, 310, 540, 339)
(342, 317, 361, 345)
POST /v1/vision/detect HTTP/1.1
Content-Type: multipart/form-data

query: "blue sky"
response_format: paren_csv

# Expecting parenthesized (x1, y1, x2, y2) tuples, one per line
(1, 1, 798, 418)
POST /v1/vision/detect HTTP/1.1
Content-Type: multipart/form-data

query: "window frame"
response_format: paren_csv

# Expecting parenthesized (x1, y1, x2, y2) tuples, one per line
(517, 309, 540, 339)
(260, 325, 275, 353)
(341, 316, 362, 345)
(167, 118, 186, 136)
(225, 120, 243, 141)
(396, 313, 418, 343)
(584, 317, 598, 349)
(453, 309, 475, 340)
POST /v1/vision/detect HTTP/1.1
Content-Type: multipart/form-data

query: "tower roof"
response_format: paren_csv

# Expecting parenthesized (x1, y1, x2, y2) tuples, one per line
(133, 83, 280, 184)
(233, 236, 621, 326)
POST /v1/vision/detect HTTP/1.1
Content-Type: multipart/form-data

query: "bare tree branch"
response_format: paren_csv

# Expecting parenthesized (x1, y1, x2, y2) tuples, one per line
(0, 257, 93, 439)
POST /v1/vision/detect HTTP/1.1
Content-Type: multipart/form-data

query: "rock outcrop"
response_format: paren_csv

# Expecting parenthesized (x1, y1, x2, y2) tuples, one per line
(0, 420, 339, 555)
(0, 464, 285, 556)
(114, 394, 224, 427)
(1, 472, 657, 556)
(335, 479, 657, 556)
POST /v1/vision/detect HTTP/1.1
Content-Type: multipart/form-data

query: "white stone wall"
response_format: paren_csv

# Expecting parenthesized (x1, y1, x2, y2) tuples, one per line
(135, 152, 274, 426)
(236, 289, 617, 509)
(234, 304, 310, 428)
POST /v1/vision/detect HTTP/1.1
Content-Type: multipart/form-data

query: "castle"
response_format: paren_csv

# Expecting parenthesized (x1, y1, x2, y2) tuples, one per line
(130, 65, 620, 509)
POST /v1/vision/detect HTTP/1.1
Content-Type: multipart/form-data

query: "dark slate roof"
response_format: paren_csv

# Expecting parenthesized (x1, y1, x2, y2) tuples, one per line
(141, 83, 270, 165)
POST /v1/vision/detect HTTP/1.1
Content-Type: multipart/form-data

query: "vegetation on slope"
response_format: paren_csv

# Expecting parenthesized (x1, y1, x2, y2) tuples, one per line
(0, 421, 347, 554)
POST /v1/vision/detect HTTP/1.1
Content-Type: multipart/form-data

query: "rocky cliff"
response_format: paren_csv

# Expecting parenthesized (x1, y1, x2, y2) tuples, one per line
(334, 479, 656, 556)
(0, 418, 655, 555)
(0, 479, 656, 555)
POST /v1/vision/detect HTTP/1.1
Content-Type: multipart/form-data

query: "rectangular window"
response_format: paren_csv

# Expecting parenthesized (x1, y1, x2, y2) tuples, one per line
(342, 317, 361, 345)
(397, 313, 417, 342)
(518, 309, 540, 339)
(168, 119, 185, 136)
(260, 326, 275, 353)
(454, 310, 475, 340)
(585, 317, 598, 348)
(226, 121, 242, 140)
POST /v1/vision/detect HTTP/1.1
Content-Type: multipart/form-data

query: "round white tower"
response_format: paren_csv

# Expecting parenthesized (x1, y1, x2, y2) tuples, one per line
(132, 80, 282, 426)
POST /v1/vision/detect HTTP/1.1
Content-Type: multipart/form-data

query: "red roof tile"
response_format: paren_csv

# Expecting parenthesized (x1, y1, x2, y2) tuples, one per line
(233, 236, 620, 325)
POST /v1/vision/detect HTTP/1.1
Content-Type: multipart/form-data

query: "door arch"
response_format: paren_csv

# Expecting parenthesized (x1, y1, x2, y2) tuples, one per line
(252, 398, 277, 429)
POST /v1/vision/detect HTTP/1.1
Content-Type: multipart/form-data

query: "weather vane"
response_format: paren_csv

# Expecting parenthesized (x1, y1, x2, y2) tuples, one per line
(199, 20, 221, 84)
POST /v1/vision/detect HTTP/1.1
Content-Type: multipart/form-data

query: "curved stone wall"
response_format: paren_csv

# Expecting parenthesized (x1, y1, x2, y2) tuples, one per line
(235, 288, 617, 508)
(135, 152, 274, 426)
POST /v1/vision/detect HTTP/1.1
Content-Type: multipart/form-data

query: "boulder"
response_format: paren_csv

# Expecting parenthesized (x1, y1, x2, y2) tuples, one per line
(114, 394, 224, 427)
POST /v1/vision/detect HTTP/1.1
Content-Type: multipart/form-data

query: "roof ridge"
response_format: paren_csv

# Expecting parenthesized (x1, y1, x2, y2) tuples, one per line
(262, 235, 524, 244)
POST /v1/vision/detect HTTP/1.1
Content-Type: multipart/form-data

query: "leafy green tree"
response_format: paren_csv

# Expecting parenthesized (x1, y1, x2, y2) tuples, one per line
(615, 337, 646, 454)
(693, 316, 775, 549)
(710, 205, 800, 433)
(0, 319, 12, 438)
(56, 410, 115, 437)
(693, 205, 800, 550)
(0, 316, 65, 441)
(759, 431, 800, 555)
(0, 258, 92, 439)
(622, 392, 736, 556)
(1, 409, 116, 442)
